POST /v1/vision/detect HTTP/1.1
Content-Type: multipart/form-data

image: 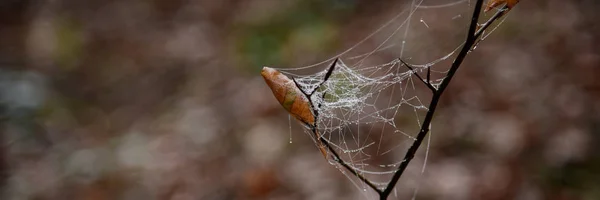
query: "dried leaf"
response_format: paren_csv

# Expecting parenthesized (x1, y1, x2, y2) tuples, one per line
(484, 0, 520, 13)
(261, 67, 328, 158)
(261, 67, 315, 125)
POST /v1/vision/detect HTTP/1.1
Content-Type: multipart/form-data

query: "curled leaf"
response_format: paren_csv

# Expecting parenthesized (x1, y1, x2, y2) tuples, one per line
(261, 67, 327, 157)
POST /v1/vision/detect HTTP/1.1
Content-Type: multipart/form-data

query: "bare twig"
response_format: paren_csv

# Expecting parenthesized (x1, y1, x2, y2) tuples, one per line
(381, 1, 511, 199)
(307, 1, 513, 199)
(319, 136, 383, 194)
(398, 59, 437, 92)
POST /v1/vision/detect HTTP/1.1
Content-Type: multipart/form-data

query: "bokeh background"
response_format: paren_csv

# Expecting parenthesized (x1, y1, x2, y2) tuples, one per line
(1, 0, 599, 199)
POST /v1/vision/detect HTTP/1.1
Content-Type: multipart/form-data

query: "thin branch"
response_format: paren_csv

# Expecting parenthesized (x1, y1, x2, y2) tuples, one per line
(303, 59, 381, 193)
(318, 135, 383, 194)
(293, 58, 338, 100)
(472, 5, 509, 48)
(305, 2, 512, 199)
(475, 6, 508, 38)
(380, 0, 489, 199)
(398, 59, 436, 92)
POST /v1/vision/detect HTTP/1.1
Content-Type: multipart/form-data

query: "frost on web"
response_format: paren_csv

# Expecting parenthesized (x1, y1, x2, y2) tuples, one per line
(272, 0, 500, 198)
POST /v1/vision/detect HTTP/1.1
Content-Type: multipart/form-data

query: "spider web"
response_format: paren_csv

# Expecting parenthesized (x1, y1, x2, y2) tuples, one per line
(273, 0, 502, 198)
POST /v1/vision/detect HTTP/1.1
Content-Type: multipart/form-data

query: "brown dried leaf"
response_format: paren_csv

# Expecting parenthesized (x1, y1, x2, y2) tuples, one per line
(484, 0, 520, 12)
(261, 67, 328, 158)
(261, 67, 315, 125)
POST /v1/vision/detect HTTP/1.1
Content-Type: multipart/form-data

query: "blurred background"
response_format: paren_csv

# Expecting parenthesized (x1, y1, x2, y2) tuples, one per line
(0, 0, 599, 199)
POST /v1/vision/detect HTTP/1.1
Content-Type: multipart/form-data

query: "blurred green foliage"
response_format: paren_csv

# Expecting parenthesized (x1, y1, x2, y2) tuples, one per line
(234, 0, 355, 72)
(56, 16, 84, 71)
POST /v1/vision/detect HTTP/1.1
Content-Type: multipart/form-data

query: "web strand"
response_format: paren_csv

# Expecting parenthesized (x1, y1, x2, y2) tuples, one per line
(269, 0, 512, 199)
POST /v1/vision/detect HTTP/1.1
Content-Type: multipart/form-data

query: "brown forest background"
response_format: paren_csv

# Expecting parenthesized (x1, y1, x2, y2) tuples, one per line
(1, 0, 600, 200)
